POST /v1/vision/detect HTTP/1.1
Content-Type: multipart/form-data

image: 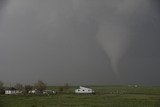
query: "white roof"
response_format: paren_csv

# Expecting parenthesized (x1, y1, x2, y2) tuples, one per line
(79, 86, 92, 90)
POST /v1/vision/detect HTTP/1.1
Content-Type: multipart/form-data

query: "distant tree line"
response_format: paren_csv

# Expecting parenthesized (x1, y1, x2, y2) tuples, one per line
(0, 80, 70, 95)
(0, 80, 47, 94)
(0, 81, 4, 94)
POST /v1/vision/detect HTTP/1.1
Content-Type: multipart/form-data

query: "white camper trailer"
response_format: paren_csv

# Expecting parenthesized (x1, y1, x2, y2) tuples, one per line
(75, 86, 95, 94)
(5, 87, 22, 95)
(5, 87, 17, 95)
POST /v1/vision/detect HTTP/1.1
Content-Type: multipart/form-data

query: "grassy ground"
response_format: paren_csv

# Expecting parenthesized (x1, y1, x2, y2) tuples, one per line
(0, 86, 160, 107)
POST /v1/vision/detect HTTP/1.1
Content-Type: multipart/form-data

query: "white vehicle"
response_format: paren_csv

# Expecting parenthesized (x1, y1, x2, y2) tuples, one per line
(75, 86, 95, 94)
(28, 89, 39, 94)
(43, 90, 56, 95)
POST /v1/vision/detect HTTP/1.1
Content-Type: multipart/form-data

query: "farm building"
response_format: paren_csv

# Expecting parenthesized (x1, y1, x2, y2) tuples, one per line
(75, 86, 95, 94)
(5, 87, 22, 95)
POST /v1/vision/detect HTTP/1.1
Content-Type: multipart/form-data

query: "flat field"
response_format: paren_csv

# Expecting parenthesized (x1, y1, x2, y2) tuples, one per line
(0, 86, 160, 107)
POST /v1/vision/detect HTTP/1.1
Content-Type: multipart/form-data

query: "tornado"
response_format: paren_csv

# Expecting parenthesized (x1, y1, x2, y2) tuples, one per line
(97, 22, 130, 76)
(96, 0, 150, 75)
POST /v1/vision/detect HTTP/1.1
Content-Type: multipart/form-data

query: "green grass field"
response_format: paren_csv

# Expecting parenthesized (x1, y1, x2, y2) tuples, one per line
(0, 86, 160, 107)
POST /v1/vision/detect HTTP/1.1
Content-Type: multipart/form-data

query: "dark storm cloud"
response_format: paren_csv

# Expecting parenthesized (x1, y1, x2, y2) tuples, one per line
(0, 0, 8, 9)
(0, 0, 8, 21)
(0, 0, 160, 85)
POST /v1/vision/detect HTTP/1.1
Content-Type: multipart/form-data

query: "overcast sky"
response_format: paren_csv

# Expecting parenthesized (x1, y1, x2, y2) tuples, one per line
(0, 0, 160, 86)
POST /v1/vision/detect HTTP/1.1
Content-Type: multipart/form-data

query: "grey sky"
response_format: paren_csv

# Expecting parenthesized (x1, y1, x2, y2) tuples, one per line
(0, 0, 160, 86)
